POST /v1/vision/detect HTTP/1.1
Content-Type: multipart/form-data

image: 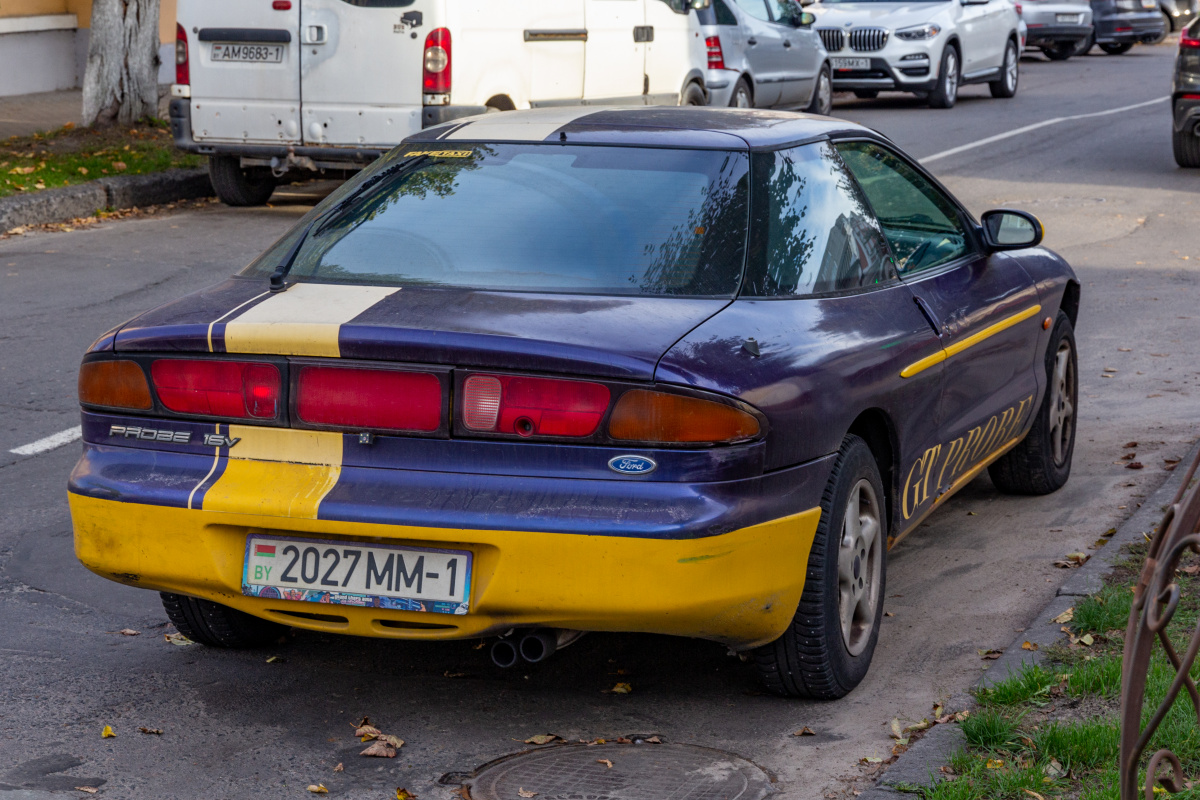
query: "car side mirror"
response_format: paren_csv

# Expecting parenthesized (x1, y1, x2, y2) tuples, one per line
(981, 209, 1044, 251)
(795, 10, 817, 25)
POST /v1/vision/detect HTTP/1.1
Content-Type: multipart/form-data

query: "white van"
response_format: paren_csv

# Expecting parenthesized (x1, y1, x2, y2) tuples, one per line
(169, 0, 712, 205)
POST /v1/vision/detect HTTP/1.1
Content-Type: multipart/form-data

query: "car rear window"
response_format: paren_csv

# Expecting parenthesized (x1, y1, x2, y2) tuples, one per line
(244, 144, 750, 297)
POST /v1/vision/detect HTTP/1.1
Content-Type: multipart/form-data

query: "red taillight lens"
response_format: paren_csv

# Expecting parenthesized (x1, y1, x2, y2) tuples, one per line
(297, 366, 442, 432)
(151, 360, 280, 419)
(175, 23, 189, 86)
(79, 361, 153, 410)
(423, 28, 451, 93)
(462, 374, 610, 438)
(608, 390, 760, 444)
(1182, 34, 1200, 48)
(705, 36, 725, 70)
(272, 0, 293, 9)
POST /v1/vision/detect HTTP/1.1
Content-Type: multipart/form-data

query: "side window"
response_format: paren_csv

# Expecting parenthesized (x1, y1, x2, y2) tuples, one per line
(765, 0, 801, 24)
(712, 0, 740, 24)
(835, 141, 972, 275)
(732, 0, 774, 21)
(744, 141, 894, 297)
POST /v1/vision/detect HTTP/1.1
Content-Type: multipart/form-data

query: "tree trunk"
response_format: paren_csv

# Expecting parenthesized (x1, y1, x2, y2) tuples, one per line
(82, 0, 161, 127)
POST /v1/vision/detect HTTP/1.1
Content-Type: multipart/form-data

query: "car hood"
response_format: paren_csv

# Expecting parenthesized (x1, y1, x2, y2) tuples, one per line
(110, 278, 731, 381)
(808, 1, 950, 25)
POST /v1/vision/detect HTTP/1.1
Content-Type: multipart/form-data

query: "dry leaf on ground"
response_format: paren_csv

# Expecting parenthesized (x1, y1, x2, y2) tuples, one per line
(333, 763, 344, 773)
(1053, 553, 1089, 568)
(892, 742, 909, 756)
(138, 727, 162, 735)
(645, 736, 662, 744)
(607, 683, 632, 694)
(101, 725, 115, 738)
(163, 632, 194, 646)
(904, 719, 933, 733)
(396, 789, 417, 800)
(861, 756, 883, 764)
(518, 789, 537, 798)
(75, 788, 98, 794)
(1045, 758, 1067, 778)
(793, 727, 816, 737)
(119, 628, 139, 636)
(355, 723, 382, 740)
(1023, 790, 1047, 800)
(616, 737, 632, 744)
(1126, 462, 1145, 470)
(1022, 641, 1039, 652)
(306, 784, 328, 794)
(361, 739, 398, 758)
(986, 759, 1004, 769)
(597, 759, 613, 769)
(524, 734, 561, 745)
(978, 649, 1003, 660)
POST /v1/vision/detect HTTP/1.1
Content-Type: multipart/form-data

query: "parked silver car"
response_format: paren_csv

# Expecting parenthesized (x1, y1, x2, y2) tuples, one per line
(696, 0, 834, 113)
(1020, 0, 1093, 59)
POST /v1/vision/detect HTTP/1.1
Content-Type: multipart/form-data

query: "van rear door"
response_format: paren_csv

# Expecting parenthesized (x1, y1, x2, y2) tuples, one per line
(299, 0, 426, 148)
(583, 0, 646, 104)
(183, 0, 301, 144)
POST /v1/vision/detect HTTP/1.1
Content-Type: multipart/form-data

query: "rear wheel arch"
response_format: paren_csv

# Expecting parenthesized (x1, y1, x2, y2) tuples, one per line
(484, 94, 516, 112)
(847, 409, 898, 536)
(1060, 280, 1081, 328)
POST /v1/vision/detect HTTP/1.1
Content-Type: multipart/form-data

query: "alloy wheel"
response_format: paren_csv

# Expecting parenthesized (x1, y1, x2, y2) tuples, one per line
(1049, 340, 1076, 467)
(1005, 43, 1018, 91)
(816, 70, 833, 115)
(837, 479, 883, 656)
(945, 50, 959, 98)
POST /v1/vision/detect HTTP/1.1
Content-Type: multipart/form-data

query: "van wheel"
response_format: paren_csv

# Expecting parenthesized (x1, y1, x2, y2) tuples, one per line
(990, 39, 1020, 96)
(752, 435, 886, 699)
(160, 592, 286, 648)
(681, 82, 707, 106)
(927, 45, 959, 109)
(1099, 42, 1133, 54)
(208, 155, 277, 206)
(729, 77, 754, 108)
(1042, 41, 1075, 61)
(1173, 123, 1200, 167)
(988, 312, 1077, 495)
(805, 64, 833, 115)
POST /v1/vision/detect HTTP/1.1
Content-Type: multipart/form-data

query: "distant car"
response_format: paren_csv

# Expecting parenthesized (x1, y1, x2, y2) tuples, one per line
(1173, 17, 1200, 166)
(1077, 0, 1166, 52)
(695, 0, 833, 114)
(809, 0, 1022, 108)
(1154, 0, 1198, 42)
(70, 107, 1082, 699)
(1019, 0, 1093, 59)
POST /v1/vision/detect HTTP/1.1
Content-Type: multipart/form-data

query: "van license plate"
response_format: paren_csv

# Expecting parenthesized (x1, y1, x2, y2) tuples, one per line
(1055, 13, 1082, 22)
(211, 43, 285, 63)
(241, 535, 472, 615)
(832, 57, 871, 70)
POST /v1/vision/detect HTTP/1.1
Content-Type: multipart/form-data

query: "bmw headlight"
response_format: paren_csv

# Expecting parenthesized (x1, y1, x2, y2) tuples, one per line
(895, 23, 942, 40)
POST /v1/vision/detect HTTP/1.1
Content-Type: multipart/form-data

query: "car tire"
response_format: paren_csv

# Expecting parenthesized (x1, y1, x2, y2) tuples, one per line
(805, 64, 834, 115)
(1042, 41, 1076, 61)
(988, 312, 1078, 495)
(681, 82, 708, 106)
(853, 89, 879, 99)
(752, 434, 886, 699)
(927, 45, 960, 109)
(208, 155, 278, 207)
(729, 77, 754, 108)
(160, 592, 287, 648)
(1173, 124, 1200, 167)
(1075, 31, 1096, 55)
(991, 39, 1020, 97)
(1099, 41, 1134, 54)
(1149, 11, 1171, 42)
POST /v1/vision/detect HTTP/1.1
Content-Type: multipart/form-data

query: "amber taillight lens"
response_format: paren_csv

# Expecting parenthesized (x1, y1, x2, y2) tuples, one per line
(608, 389, 760, 444)
(78, 360, 153, 410)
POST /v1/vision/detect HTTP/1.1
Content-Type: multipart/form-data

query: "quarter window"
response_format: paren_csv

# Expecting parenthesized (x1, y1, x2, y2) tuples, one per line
(835, 142, 972, 275)
(743, 141, 894, 297)
(732, 0, 774, 21)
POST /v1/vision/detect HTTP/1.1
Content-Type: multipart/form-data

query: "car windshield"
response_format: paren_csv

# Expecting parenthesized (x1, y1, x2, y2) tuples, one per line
(242, 144, 751, 297)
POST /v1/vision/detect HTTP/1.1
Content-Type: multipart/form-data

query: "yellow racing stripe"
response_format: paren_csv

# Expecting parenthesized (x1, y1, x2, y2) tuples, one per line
(223, 283, 398, 358)
(901, 304, 1042, 379)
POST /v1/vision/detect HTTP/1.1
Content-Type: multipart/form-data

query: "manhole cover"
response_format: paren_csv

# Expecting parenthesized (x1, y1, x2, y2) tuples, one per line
(463, 742, 773, 800)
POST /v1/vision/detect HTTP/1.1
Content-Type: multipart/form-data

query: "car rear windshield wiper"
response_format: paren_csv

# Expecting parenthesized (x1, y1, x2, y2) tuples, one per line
(267, 155, 430, 292)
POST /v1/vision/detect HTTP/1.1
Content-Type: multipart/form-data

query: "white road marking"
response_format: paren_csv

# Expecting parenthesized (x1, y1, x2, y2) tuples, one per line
(921, 96, 1170, 164)
(10, 425, 82, 456)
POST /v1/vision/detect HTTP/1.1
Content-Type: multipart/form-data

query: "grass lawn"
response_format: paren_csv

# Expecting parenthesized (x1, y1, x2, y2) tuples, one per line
(900, 541, 1200, 800)
(1, 119, 203, 200)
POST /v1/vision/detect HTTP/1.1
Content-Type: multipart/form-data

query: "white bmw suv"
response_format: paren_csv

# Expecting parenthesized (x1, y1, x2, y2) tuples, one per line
(807, 0, 1021, 108)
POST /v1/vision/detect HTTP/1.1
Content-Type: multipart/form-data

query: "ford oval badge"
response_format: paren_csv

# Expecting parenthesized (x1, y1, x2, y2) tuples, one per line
(608, 455, 657, 475)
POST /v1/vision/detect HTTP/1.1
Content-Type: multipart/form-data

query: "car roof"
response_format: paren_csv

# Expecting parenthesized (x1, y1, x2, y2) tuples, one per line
(405, 107, 884, 151)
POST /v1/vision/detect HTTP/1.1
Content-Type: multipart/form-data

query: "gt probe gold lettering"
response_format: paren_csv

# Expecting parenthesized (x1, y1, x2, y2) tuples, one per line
(403, 150, 472, 158)
(109, 425, 191, 444)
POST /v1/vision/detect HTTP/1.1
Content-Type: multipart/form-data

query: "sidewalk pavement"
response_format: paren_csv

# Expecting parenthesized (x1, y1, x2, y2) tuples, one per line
(0, 89, 81, 139)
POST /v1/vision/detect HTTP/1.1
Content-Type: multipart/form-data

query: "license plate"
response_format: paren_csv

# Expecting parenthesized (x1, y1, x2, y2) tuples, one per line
(211, 43, 285, 63)
(1056, 13, 1082, 22)
(832, 57, 871, 70)
(242, 535, 472, 615)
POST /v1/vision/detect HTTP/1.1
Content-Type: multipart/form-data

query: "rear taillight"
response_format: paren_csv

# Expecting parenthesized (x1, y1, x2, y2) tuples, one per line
(1183, 34, 1200, 48)
(79, 361, 153, 411)
(272, 0, 293, 8)
(423, 28, 451, 94)
(151, 360, 280, 419)
(175, 24, 189, 86)
(705, 36, 726, 70)
(297, 366, 442, 432)
(462, 374, 610, 438)
(608, 390, 759, 444)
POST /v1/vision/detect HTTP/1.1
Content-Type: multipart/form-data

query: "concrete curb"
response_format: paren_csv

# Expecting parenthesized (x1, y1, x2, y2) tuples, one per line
(857, 437, 1200, 798)
(0, 167, 213, 231)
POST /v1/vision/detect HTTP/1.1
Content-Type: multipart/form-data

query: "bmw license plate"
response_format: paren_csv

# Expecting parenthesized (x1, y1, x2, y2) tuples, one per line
(1055, 13, 1082, 22)
(242, 535, 471, 615)
(211, 43, 285, 63)
(832, 57, 871, 70)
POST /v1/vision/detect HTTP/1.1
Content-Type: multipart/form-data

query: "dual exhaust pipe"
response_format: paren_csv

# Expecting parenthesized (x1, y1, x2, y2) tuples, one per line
(490, 628, 582, 668)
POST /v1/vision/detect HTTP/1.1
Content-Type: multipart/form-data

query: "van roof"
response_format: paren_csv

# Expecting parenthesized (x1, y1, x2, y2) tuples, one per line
(406, 106, 880, 151)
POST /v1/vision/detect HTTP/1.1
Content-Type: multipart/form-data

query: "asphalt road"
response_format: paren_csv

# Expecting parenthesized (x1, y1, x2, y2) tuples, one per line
(2, 42, 1198, 800)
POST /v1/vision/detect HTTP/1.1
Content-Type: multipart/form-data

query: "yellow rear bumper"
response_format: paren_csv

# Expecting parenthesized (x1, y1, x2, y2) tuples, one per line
(68, 493, 821, 649)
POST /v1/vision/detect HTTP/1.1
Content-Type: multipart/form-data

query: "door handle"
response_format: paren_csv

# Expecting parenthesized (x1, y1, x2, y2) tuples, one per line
(633, 25, 654, 43)
(303, 23, 327, 44)
(747, 37, 758, 45)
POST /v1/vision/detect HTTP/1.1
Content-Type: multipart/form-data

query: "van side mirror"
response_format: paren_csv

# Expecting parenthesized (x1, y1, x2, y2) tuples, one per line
(980, 209, 1044, 251)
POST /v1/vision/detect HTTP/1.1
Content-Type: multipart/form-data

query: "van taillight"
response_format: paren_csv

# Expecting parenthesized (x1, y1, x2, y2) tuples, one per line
(1183, 33, 1200, 48)
(462, 374, 610, 438)
(423, 28, 451, 94)
(176, 24, 190, 85)
(151, 360, 280, 419)
(706, 36, 725, 70)
(297, 366, 442, 432)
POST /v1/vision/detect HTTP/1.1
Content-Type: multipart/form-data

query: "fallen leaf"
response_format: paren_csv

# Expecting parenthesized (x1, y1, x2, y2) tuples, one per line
(112, 161, 127, 172)
(978, 648, 1003, 660)
(355, 724, 382, 740)
(1091, 538, 1109, 549)
(518, 790, 537, 798)
(608, 682, 632, 694)
(443, 670, 467, 678)
(939, 766, 956, 776)
(396, 789, 417, 800)
(119, 628, 139, 636)
(884, 611, 895, 617)
(889, 718, 904, 739)
(615, 737, 633, 744)
(138, 727, 163, 735)
(1180, 564, 1200, 576)
(306, 785, 328, 794)
(1052, 608, 1074, 624)
(1120, 452, 1137, 460)
(904, 719, 933, 733)
(645, 736, 662, 744)
(1103, 527, 1117, 536)
(793, 727, 816, 737)
(1023, 789, 1047, 800)
(1045, 758, 1067, 778)
(581, 738, 607, 746)
(1022, 641, 1039, 652)
(892, 742, 909, 756)
(967, 511, 977, 516)
(932, 703, 944, 718)
(101, 725, 115, 738)
(333, 763, 344, 773)
(78, 167, 88, 175)
(75, 788, 98, 794)
(1123, 441, 1139, 448)
(265, 655, 282, 663)
(596, 759, 613, 769)
(9, 166, 34, 174)
(860, 756, 883, 764)
(1127, 462, 1145, 470)
(163, 632, 194, 646)
(986, 759, 1004, 769)
(1079, 633, 1094, 647)
(379, 734, 404, 748)
(525, 734, 561, 745)
(361, 739, 398, 758)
